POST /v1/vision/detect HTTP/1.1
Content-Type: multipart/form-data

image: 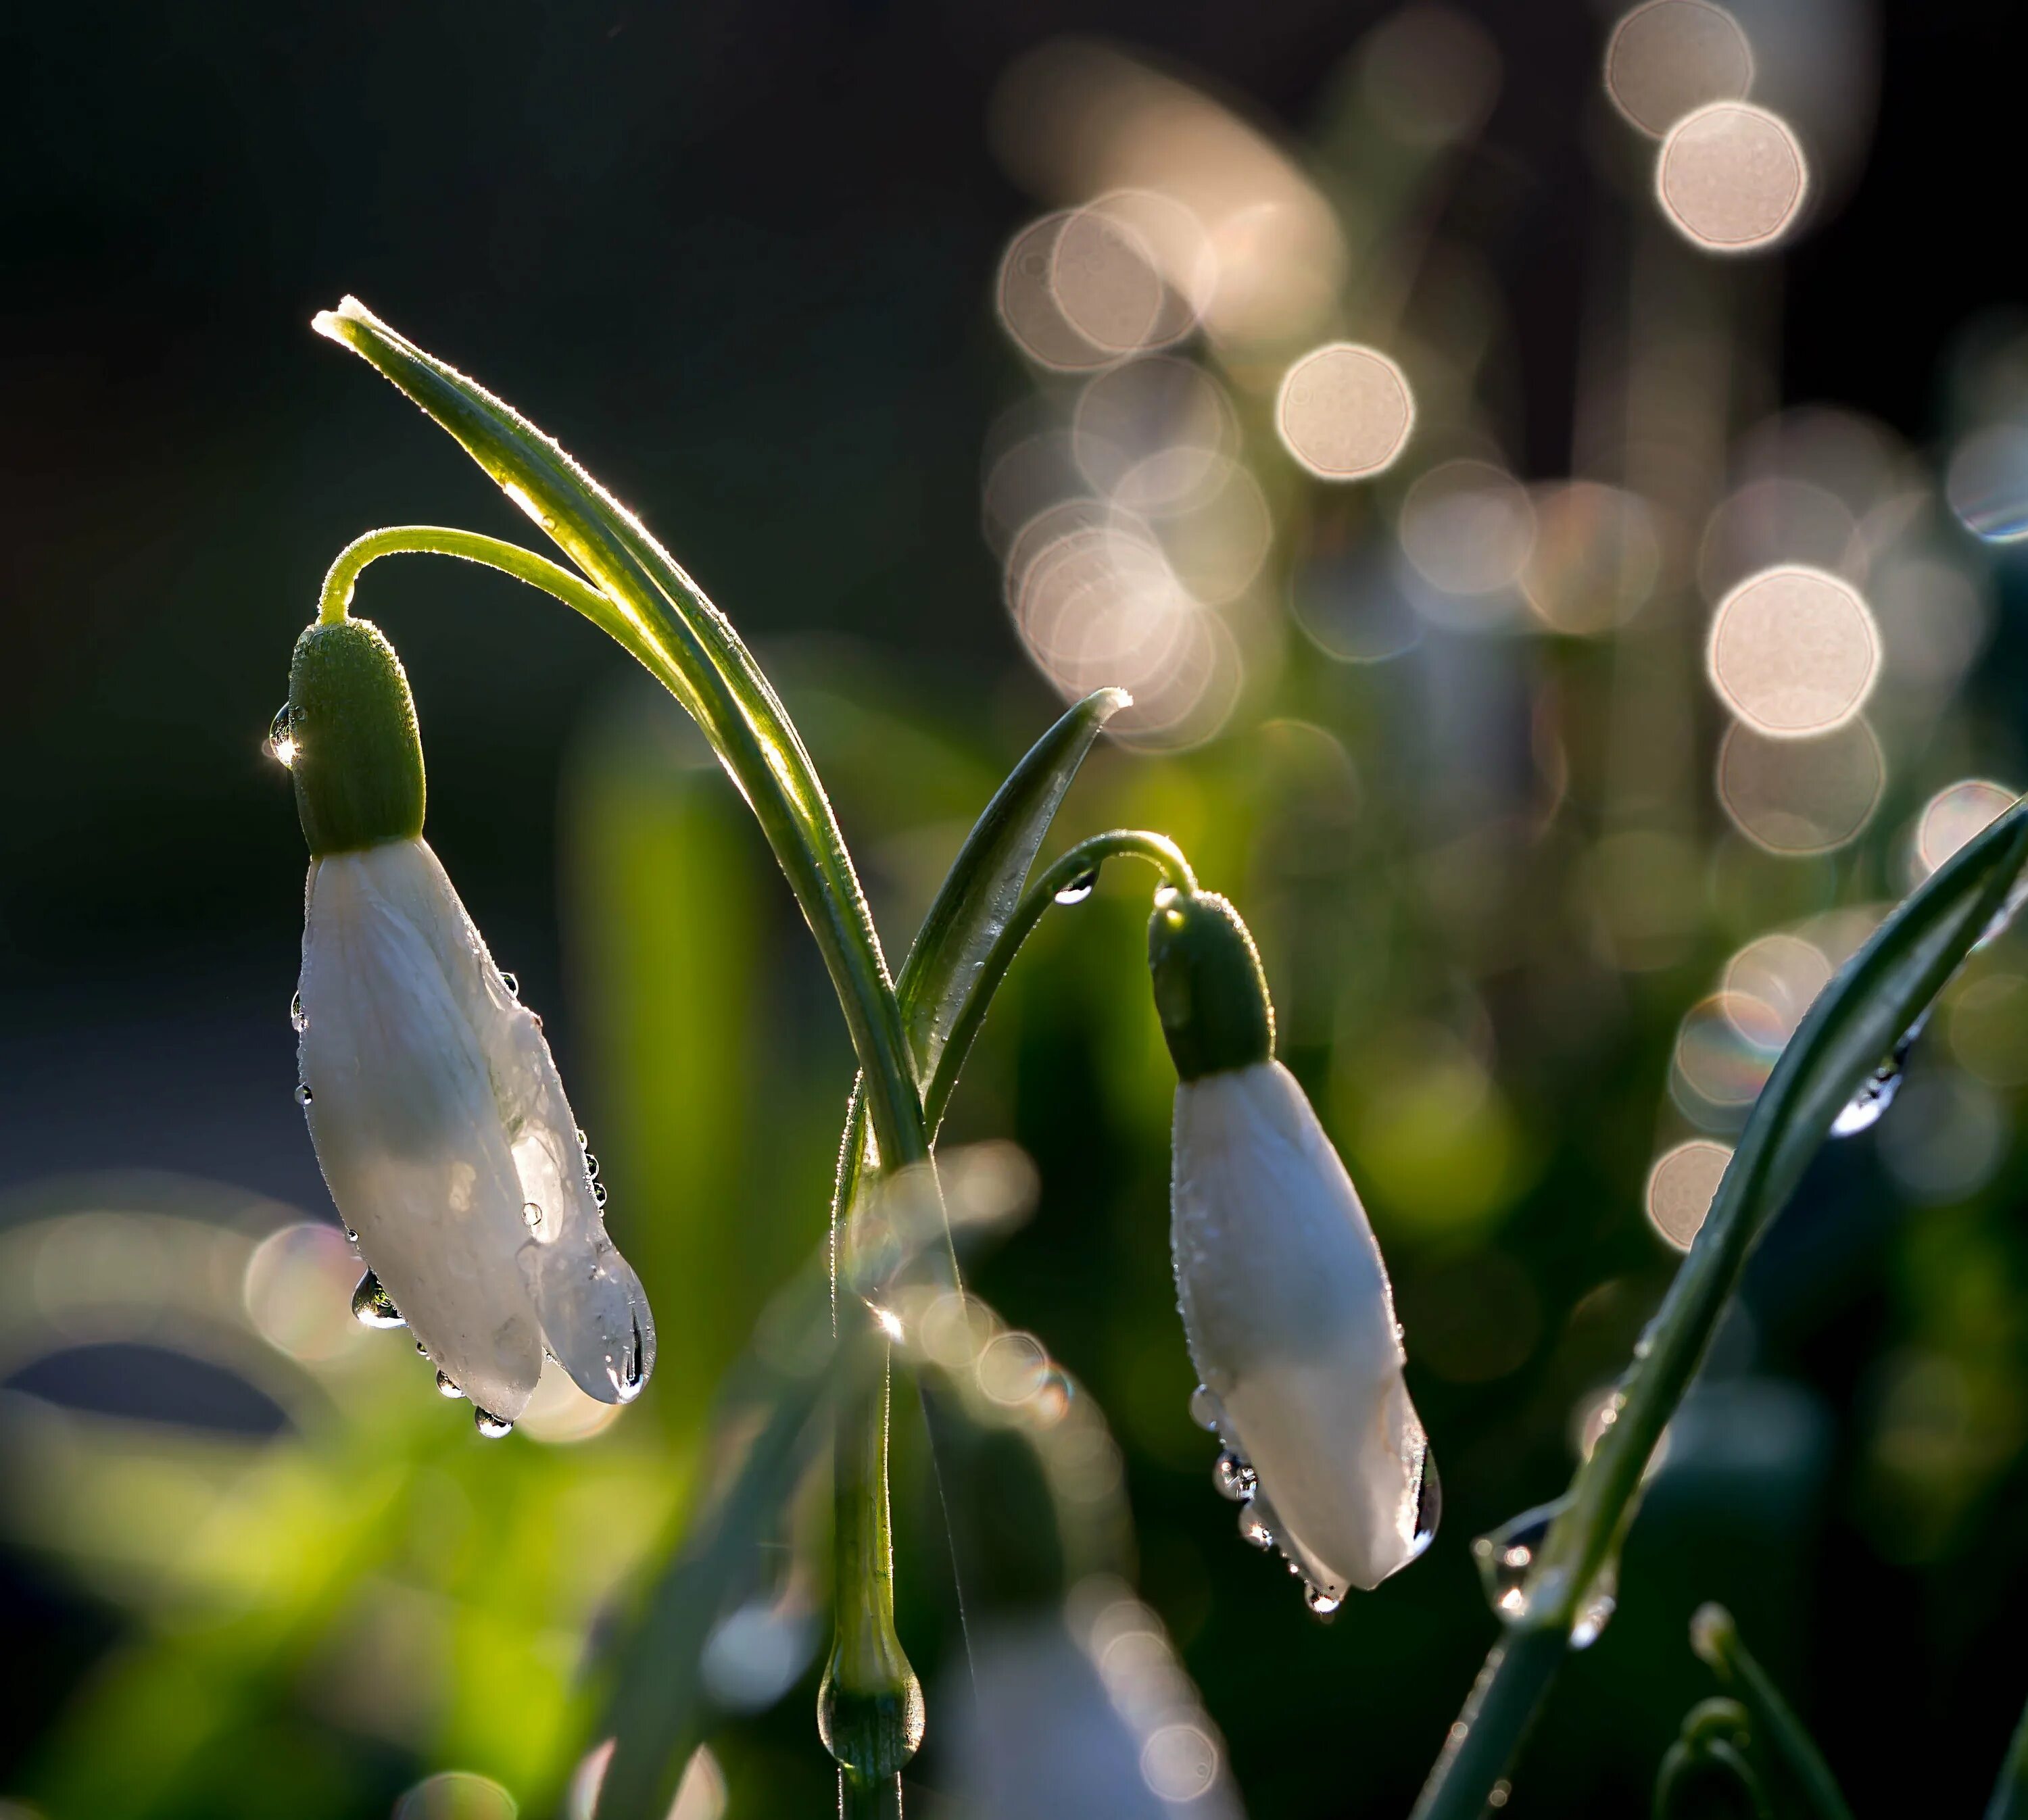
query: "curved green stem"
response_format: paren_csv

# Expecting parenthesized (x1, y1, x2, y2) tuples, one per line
(928, 830, 1194, 1133)
(1690, 1606, 1852, 1820)
(317, 524, 616, 630)
(312, 301, 927, 1177)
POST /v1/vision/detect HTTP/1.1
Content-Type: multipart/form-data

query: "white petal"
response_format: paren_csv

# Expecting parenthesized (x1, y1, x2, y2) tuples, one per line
(1172, 1060, 1432, 1594)
(299, 841, 542, 1419)
(298, 838, 655, 1417)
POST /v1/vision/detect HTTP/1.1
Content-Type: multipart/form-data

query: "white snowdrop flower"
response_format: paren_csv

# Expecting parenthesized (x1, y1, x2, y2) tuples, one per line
(1150, 889, 1436, 1602)
(284, 616, 654, 1432)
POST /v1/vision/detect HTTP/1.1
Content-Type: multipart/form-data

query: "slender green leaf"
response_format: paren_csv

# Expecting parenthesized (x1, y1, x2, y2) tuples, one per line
(897, 688, 1127, 1083)
(1412, 797, 2028, 1820)
(313, 297, 925, 1172)
(1689, 1605, 1852, 1820)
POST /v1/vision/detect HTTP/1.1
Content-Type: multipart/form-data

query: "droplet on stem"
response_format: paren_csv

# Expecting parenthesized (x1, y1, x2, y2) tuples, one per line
(1054, 868, 1101, 906)
(473, 1408, 513, 1440)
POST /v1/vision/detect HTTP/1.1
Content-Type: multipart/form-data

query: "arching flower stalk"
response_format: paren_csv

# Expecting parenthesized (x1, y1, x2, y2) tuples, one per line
(285, 613, 655, 1435)
(1149, 887, 1438, 1610)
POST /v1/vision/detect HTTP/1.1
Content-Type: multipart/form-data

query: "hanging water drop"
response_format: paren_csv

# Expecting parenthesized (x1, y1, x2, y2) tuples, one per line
(473, 1408, 514, 1440)
(436, 1369, 465, 1400)
(592, 1181, 609, 1209)
(415, 1339, 431, 1356)
(1238, 1504, 1276, 1550)
(267, 703, 299, 768)
(343, 1223, 358, 1244)
(1413, 1448, 1443, 1551)
(289, 991, 308, 1034)
(351, 1271, 404, 1329)
(1212, 1450, 1257, 1502)
(499, 970, 519, 999)
(583, 1151, 600, 1181)
(1303, 1583, 1343, 1621)
(1188, 1383, 1222, 1432)
(523, 1201, 543, 1231)
(1053, 868, 1101, 906)
(1831, 1014, 1926, 1137)
(294, 1083, 314, 1107)
(575, 1126, 588, 1148)
(1472, 1496, 1618, 1648)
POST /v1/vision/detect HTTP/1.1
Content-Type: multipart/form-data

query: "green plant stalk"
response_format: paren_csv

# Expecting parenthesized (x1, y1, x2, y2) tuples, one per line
(840, 1773, 904, 1820)
(819, 1356, 922, 1784)
(311, 301, 927, 1178)
(317, 525, 619, 631)
(1987, 1685, 2028, 1820)
(1412, 799, 2028, 1820)
(1690, 1606, 1852, 1820)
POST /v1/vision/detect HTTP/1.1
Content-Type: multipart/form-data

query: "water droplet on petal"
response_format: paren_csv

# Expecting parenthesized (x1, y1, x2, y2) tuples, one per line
(584, 1151, 600, 1181)
(289, 991, 307, 1033)
(575, 1126, 588, 1148)
(295, 1083, 314, 1107)
(351, 1271, 404, 1328)
(1054, 868, 1101, 906)
(499, 970, 519, 998)
(473, 1408, 513, 1439)
(523, 1202, 543, 1231)
(1238, 1504, 1277, 1550)
(436, 1369, 465, 1400)
(268, 704, 299, 768)
(343, 1223, 358, 1244)
(1212, 1449, 1257, 1502)
(1188, 1383, 1222, 1431)
(1303, 1583, 1343, 1621)
(1831, 1013, 1926, 1137)
(592, 1181, 609, 1209)
(1413, 1446, 1443, 1550)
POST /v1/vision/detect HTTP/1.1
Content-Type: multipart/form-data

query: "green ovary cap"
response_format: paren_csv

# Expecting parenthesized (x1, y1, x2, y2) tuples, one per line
(1147, 889, 1275, 1080)
(287, 618, 426, 854)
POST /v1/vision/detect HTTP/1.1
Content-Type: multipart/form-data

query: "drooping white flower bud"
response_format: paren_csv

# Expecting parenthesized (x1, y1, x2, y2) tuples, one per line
(286, 618, 654, 1431)
(1151, 890, 1436, 1602)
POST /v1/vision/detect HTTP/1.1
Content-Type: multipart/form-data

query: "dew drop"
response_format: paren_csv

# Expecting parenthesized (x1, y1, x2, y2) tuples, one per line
(499, 970, 519, 999)
(575, 1126, 588, 1148)
(1413, 1447, 1443, 1550)
(584, 1151, 601, 1182)
(615, 1311, 647, 1403)
(436, 1369, 465, 1399)
(289, 992, 307, 1034)
(473, 1408, 513, 1440)
(1212, 1450, 1257, 1502)
(267, 704, 299, 768)
(1303, 1583, 1343, 1621)
(343, 1223, 358, 1244)
(1472, 1495, 1618, 1648)
(592, 1181, 609, 1209)
(351, 1271, 404, 1329)
(295, 1083, 314, 1108)
(1188, 1383, 1222, 1431)
(1238, 1505, 1277, 1550)
(415, 1339, 431, 1357)
(1831, 1014, 1925, 1137)
(1053, 868, 1101, 906)
(523, 1201, 543, 1231)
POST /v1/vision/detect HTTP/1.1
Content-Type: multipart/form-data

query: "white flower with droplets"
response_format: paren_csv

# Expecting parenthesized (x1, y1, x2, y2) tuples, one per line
(1151, 889, 1436, 1601)
(284, 615, 654, 1431)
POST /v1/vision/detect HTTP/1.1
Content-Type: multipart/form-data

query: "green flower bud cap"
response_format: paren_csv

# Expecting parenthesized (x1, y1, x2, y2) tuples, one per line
(1148, 889, 1275, 1080)
(285, 617, 427, 855)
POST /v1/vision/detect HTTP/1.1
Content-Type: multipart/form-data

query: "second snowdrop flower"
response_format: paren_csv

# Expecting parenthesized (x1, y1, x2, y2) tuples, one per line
(284, 615, 654, 1434)
(1149, 887, 1436, 1608)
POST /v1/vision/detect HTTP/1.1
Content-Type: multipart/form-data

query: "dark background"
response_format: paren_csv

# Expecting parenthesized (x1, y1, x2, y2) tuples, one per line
(5, 1, 2028, 1815)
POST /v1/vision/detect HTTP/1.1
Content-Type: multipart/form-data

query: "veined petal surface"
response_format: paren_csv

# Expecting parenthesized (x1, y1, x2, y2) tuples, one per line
(298, 838, 654, 1419)
(1172, 1060, 1432, 1595)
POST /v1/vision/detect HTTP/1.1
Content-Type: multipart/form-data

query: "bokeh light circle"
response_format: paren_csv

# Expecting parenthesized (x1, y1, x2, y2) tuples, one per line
(1276, 343, 1414, 480)
(1606, 1, 1753, 138)
(1912, 779, 2019, 881)
(1656, 103, 1808, 253)
(1716, 720, 1883, 854)
(1707, 565, 1879, 736)
(1520, 482, 1660, 634)
(1399, 460, 1536, 596)
(1645, 1140, 1733, 1250)
(1946, 424, 2028, 544)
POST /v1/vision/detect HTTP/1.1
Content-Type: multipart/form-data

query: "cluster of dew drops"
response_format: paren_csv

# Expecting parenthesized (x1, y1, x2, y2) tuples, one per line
(1189, 1384, 1345, 1621)
(293, 964, 607, 1440)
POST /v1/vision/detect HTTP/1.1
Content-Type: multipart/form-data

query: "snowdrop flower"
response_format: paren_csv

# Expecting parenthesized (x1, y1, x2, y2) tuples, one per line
(284, 616, 654, 1432)
(1150, 889, 1436, 1604)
